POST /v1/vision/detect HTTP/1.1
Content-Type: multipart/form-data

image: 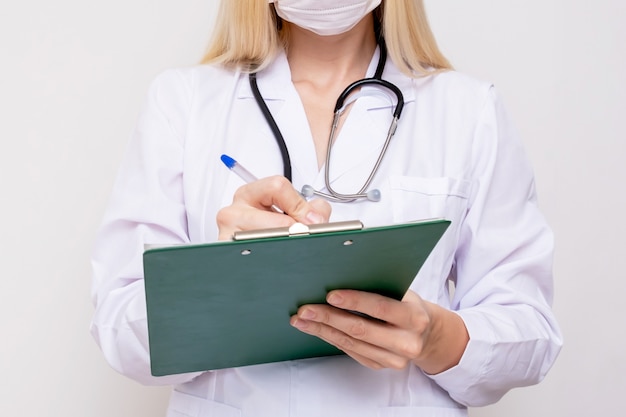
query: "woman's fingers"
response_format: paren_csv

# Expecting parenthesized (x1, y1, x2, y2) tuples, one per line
(217, 176, 331, 240)
(290, 304, 415, 370)
(291, 289, 468, 374)
(290, 290, 435, 369)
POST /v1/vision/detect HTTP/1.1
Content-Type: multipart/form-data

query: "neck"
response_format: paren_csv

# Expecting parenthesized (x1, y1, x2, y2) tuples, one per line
(285, 16, 378, 88)
(280, 15, 379, 169)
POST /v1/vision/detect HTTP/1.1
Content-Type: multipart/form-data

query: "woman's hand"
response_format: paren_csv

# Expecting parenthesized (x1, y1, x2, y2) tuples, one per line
(290, 289, 469, 374)
(216, 176, 332, 241)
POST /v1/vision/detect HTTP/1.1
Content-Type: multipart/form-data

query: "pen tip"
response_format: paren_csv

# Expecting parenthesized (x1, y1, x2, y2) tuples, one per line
(220, 154, 236, 169)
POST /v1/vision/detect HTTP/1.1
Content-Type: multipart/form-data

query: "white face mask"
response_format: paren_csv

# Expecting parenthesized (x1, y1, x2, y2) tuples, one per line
(268, 0, 382, 36)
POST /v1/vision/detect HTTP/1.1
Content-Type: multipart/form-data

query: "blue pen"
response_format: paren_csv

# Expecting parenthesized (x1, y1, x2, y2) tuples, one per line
(221, 154, 288, 213)
(220, 154, 258, 184)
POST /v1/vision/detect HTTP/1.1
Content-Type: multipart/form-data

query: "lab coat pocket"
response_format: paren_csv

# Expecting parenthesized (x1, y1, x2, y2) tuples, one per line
(378, 406, 467, 417)
(167, 389, 242, 417)
(388, 176, 471, 224)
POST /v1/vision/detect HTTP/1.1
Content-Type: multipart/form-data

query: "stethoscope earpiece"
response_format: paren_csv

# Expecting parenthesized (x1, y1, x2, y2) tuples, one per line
(301, 185, 315, 199)
(366, 189, 381, 202)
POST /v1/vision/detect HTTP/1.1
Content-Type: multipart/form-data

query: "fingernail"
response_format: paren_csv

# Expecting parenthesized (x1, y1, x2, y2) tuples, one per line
(327, 292, 343, 305)
(300, 309, 316, 320)
(291, 318, 308, 329)
(306, 211, 324, 224)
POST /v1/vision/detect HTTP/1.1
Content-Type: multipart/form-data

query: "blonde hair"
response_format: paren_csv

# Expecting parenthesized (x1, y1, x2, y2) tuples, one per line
(201, 0, 451, 77)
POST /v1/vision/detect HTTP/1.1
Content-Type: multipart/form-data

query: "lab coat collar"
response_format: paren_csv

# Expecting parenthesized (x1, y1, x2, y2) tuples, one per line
(236, 46, 416, 104)
(236, 51, 292, 101)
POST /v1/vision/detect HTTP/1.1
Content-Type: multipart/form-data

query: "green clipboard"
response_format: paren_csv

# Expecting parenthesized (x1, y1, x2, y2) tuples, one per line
(143, 218, 450, 376)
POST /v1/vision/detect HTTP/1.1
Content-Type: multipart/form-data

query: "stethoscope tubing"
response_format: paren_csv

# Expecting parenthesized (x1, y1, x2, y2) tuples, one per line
(334, 77, 404, 119)
(249, 72, 293, 181)
(248, 38, 404, 203)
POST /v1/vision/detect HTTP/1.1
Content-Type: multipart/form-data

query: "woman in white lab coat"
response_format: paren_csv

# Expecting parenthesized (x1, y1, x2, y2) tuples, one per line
(90, 0, 562, 416)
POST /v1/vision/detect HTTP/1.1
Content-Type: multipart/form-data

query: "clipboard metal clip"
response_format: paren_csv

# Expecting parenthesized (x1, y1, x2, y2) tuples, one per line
(232, 220, 364, 241)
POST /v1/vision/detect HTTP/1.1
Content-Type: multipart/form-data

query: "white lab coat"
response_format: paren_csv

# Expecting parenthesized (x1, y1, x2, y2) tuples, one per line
(91, 48, 562, 417)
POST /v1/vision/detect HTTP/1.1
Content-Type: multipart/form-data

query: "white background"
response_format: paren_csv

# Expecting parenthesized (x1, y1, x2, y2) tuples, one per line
(0, 0, 623, 415)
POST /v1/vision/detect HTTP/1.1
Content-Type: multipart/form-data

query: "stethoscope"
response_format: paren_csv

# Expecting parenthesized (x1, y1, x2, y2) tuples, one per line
(249, 38, 404, 203)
